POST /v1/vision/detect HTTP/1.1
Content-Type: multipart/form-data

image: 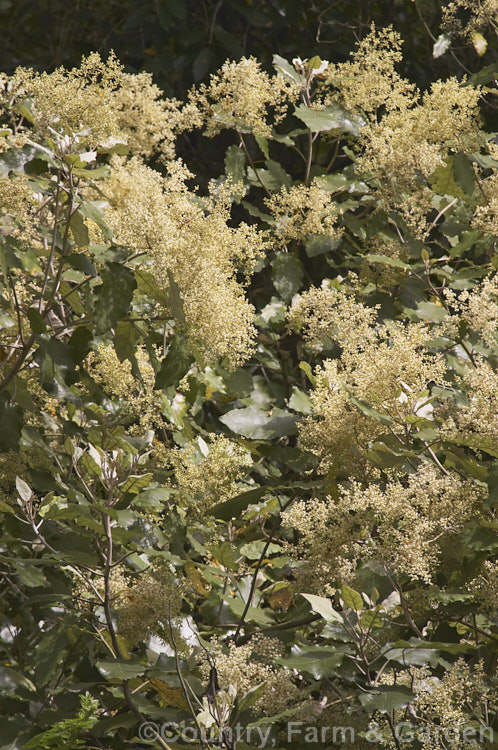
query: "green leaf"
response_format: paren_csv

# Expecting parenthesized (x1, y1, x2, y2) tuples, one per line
(294, 103, 363, 136)
(220, 406, 298, 439)
(466, 64, 498, 86)
(79, 200, 112, 240)
(382, 646, 439, 667)
(347, 392, 393, 426)
(225, 144, 246, 201)
(209, 486, 268, 520)
(487, 461, 498, 505)
(288, 386, 312, 415)
(305, 233, 342, 258)
(132, 487, 171, 510)
(225, 596, 272, 625)
(15, 476, 32, 503)
(0, 718, 32, 750)
(34, 628, 67, 686)
(96, 660, 146, 681)
(265, 159, 292, 190)
(429, 158, 464, 198)
(14, 561, 48, 588)
(246, 167, 282, 191)
(225, 145, 245, 178)
(119, 473, 152, 497)
(461, 524, 498, 552)
(193, 46, 212, 81)
(271, 252, 303, 302)
(68, 326, 93, 363)
(301, 593, 342, 622)
(0, 396, 23, 452)
(340, 585, 364, 611)
(299, 361, 317, 386)
(27, 307, 46, 334)
(113, 320, 139, 363)
(273, 54, 304, 85)
(70, 209, 90, 247)
(364, 254, 409, 270)
(134, 268, 169, 306)
(94, 263, 137, 334)
(154, 334, 192, 389)
(167, 271, 186, 326)
(359, 685, 415, 712)
(414, 301, 447, 322)
(255, 135, 269, 159)
(238, 683, 267, 713)
(0, 666, 36, 694)
(277, 646, 343, 679)
(452, 152, 475, 197)
(360, 609, 383, 629)
(212, 541, 238, 570)
(66, 252, 96, 276)
(307, 55, 323, 70)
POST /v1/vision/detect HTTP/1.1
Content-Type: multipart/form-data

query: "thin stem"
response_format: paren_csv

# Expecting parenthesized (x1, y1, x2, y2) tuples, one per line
(304, 129, 313, 185)
(233, 496, 293, 644)
(237, 131, 271, 197)
(325, 137, 341, 173)
(39, 175, 61, 311)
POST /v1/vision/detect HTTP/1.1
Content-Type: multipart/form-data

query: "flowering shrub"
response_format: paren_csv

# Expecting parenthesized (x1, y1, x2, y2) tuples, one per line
(0, 19, 497, 750)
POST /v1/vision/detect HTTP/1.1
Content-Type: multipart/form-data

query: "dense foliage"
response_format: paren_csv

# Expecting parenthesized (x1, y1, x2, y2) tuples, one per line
(0, 5, 497, 750)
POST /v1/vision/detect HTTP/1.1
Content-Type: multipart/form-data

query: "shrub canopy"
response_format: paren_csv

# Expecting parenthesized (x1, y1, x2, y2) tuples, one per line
(0, 6, 497, 749)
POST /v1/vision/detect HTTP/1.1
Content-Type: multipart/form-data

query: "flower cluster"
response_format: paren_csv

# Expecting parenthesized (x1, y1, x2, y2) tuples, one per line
(87, 343, 162, 434)
(0, 174, 38, 241)
(292, 286, 446, 476)
(357, 77, 481, 209)
(282, 464, 486, 592)
(470, 561, 498, 618)
(442, 0, 498, 40)
(115, 566, 185, 647)
(444, 274, 498, 350)
(473, 166, 498, 237)
(1, 53, 179, 157)
(439, 358, 498, 449)
(288, 280, 378, 353)
(185, 57, 298, 138)
(412, 660, 495, 749)
(200, 636, 303, 716)
(265, 181, 344, 247)
(322, 25, 416, 117)
(319, 27, 482, 231)
(168, 435, 252, 516)
(102, 157, 266, 367)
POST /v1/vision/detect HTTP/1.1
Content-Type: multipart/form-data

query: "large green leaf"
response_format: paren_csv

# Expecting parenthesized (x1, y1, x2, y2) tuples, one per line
(209, 486, 268, 520)
(277, 646, 344, 679)
(272, 252, 304, 302)
(453, 152, 475, 197)
(340, 585, 364, 611)
(220, 406, 298, 439)
(154, 334, 192, 389)
(359, 685, 415, 712)
(294, 103, 363, 135)
(94, 262, 137, 334)
(96, 660, 146, 681)
(0, 396, 23, 452)
(301, 593, 343, 622)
